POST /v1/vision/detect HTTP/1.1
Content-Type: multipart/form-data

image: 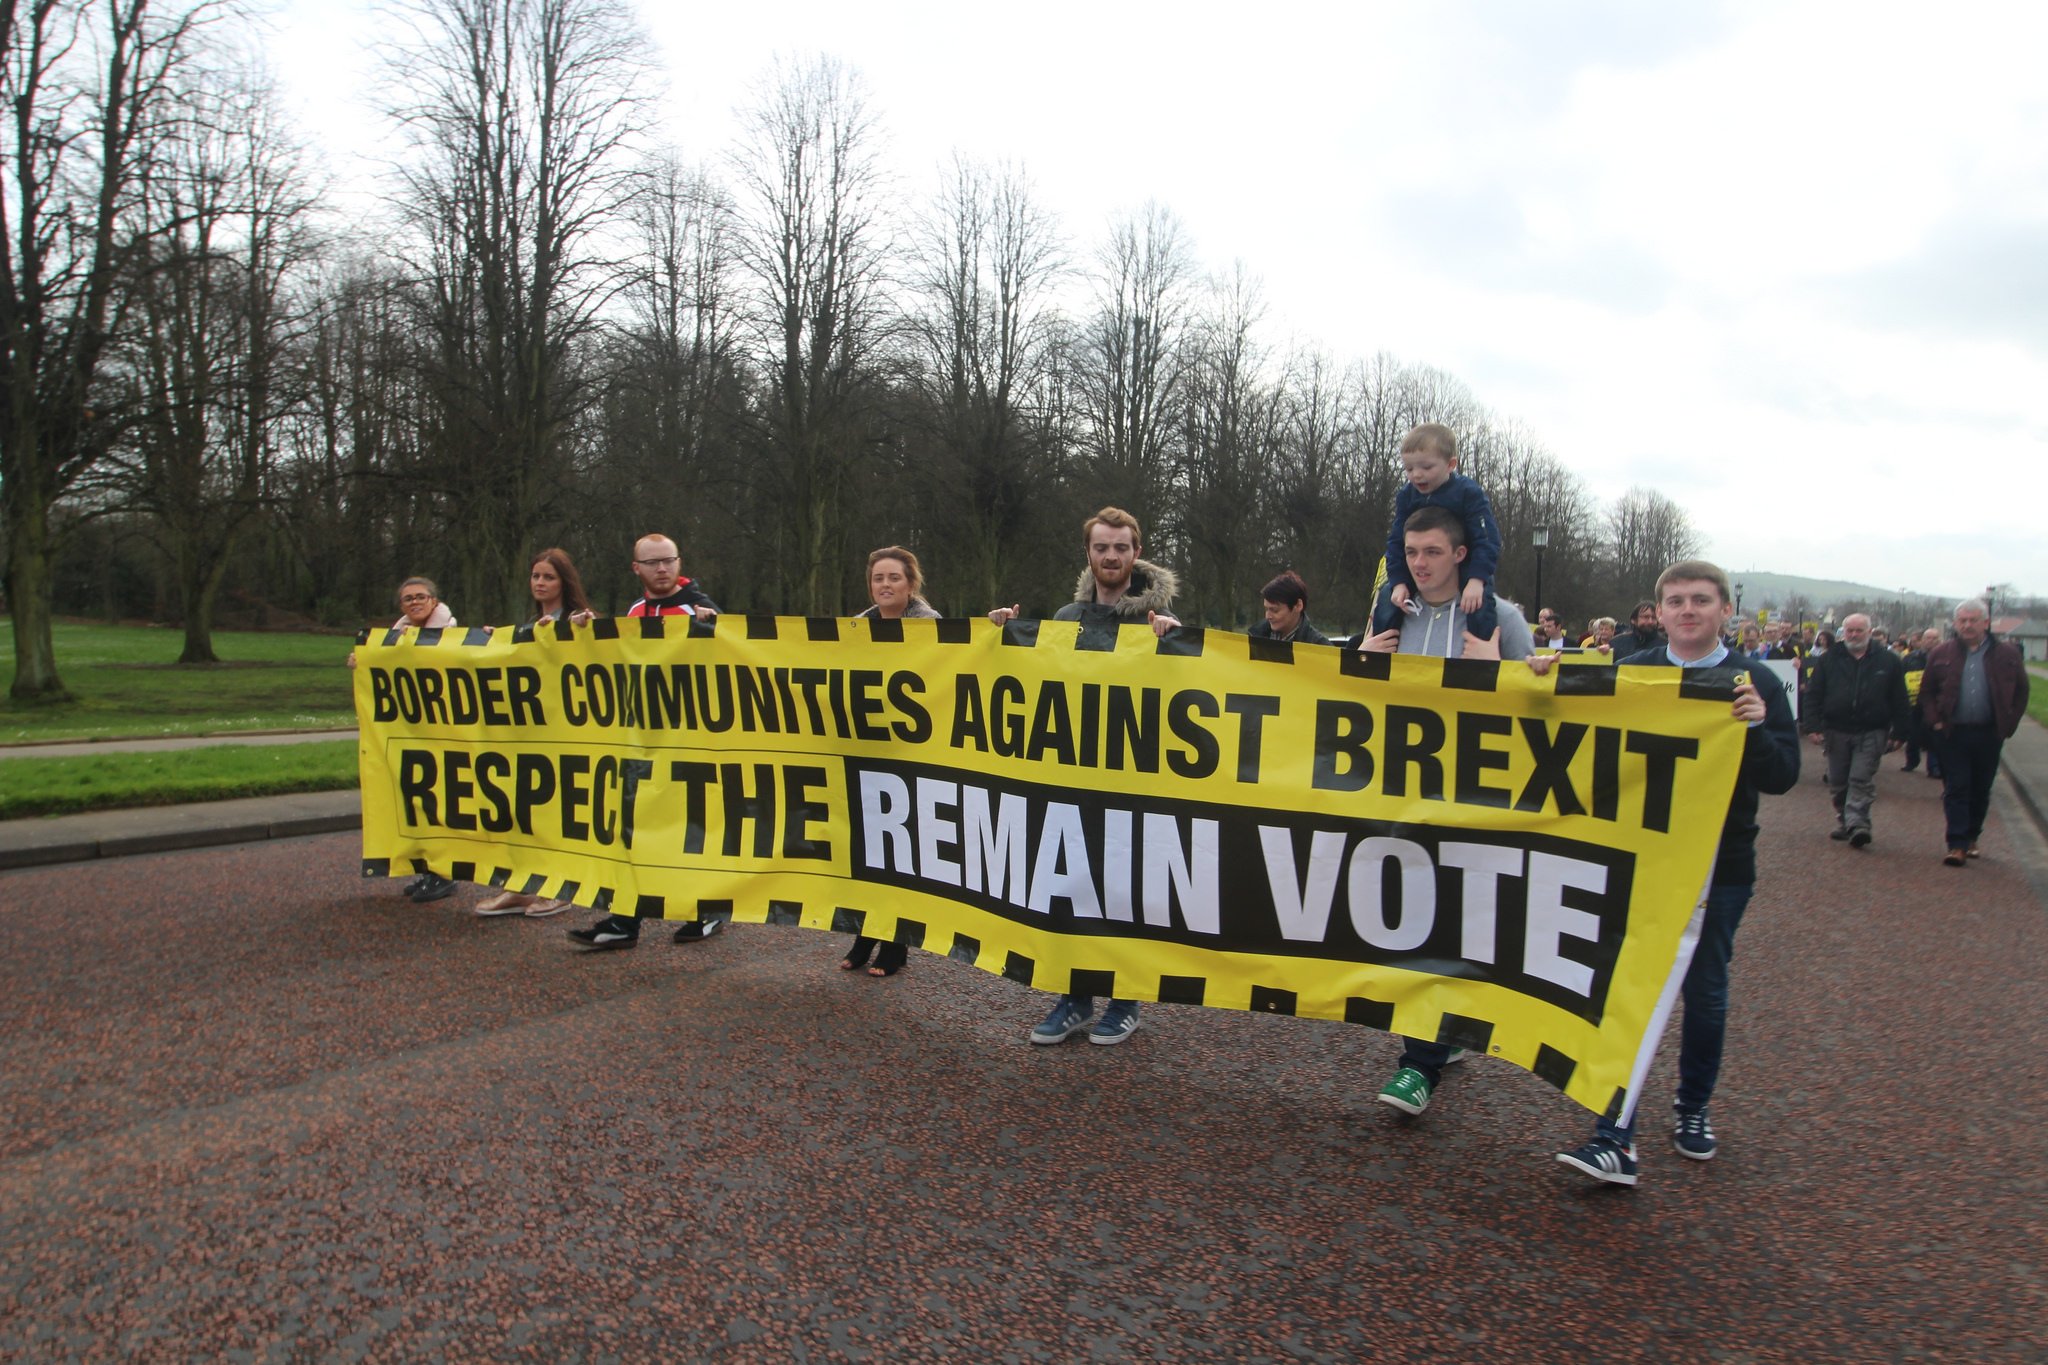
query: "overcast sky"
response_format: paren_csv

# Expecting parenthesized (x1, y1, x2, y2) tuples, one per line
(265, 0, 2048, 603)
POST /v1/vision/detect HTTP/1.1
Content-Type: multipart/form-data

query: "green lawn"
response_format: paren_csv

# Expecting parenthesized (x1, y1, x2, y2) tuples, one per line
(0, 620, 357, 743)
(2029, 662, 2048, 729)
(0, 740, 359, 819)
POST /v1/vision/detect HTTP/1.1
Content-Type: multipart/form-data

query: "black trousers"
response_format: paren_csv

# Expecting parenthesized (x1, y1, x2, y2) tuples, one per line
(843, 935, 907, 972)
(1933, 723, 2003, 849)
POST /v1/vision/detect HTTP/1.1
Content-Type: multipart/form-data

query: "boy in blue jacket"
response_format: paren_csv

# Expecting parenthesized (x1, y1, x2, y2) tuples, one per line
(1370, 423, 1501, 640)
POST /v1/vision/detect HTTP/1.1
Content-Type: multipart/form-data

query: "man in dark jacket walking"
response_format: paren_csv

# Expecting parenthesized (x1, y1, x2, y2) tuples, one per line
(1921, 600, 2031, 866)
(1801, 613, 1911, 848)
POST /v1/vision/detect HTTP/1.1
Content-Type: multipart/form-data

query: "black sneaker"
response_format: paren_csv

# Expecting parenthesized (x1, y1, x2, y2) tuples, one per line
(673, 919, 723, 944)
(1556, 1137, 1638, 1186)
(1829, 826, 1852, 841)
(567, 917, 639, 950)
(1848, 828, 1872, 848)
(409, 874, 457, 903)
(1672, 1108, 1717, 1160)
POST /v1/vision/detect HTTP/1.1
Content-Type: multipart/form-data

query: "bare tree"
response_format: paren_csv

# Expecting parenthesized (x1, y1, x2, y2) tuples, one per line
(1172, 263, 1281, 623)
(570, 148, 747, 592)
(89, 79, 313, 661)
(903, 154, 1064, 608)
(384, 0, 650, 621)
(1606, 485, 1703, 603)
(270, 258, 434, 621)
(729, 54, 892, 613)
(2, 0, 214, 699)
(622, 151, 737, 487)
(1076, 202, 1193, 516)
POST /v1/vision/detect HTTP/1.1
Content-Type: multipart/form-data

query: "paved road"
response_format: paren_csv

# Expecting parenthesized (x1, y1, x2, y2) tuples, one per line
(2, 764, 2043, 1362)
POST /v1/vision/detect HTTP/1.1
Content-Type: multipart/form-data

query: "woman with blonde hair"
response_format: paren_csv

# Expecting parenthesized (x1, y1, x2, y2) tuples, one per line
(840, 546, 938, 976)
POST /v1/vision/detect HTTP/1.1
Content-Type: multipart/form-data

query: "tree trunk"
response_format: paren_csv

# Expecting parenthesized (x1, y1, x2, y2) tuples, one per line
(174, 544, 225, 664)
(5, 480, 70, 701)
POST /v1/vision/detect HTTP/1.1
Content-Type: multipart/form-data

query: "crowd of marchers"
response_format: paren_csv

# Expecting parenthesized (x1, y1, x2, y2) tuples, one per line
(356, 421, 2029, 1193)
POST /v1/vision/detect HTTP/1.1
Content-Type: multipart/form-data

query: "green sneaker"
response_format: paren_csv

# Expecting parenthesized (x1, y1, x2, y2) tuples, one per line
(1377, 1066, 1433, 1115)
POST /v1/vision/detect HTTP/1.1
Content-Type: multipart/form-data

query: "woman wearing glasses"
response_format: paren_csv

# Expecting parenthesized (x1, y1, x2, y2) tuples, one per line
(351, 578, 462, 901)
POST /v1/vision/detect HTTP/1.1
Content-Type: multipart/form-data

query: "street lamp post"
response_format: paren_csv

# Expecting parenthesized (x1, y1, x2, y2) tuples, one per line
(1735, 582, 1745, 618)
(1532, 526, 1549, 621)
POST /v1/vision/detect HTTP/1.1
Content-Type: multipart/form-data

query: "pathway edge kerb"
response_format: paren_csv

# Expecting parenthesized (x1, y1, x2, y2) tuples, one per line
(2000, 716, 2048, 842)
(0, 793, 362, 872)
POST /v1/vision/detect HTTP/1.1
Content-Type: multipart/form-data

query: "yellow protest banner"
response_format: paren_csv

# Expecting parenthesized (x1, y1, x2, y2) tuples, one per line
(354, 616, 1747, 1120)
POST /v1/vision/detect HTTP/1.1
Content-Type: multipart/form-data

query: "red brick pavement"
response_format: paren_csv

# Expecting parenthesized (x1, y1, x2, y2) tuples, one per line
(1, 763, 2042, 1362)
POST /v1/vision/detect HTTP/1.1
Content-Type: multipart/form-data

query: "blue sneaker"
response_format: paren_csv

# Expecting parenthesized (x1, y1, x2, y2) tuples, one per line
(1672, 1107, 1717, 1160)
(1089, 1002, 1140, 1045)
(1030, 997, 1093, 1045)
(1556, 1137, 1639, 1186)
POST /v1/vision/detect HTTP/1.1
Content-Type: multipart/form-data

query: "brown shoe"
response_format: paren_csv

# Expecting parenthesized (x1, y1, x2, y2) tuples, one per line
(1943, 849, 1967, 867)
(1965, 845, 1981, 859)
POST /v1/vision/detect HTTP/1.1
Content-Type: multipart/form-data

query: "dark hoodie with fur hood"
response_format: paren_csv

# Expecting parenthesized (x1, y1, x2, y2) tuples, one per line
(1053, 559, 1180, 623)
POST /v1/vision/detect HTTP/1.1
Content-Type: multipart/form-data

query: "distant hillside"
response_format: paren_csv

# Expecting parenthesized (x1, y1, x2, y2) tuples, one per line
(1728, 572, 1949, 620)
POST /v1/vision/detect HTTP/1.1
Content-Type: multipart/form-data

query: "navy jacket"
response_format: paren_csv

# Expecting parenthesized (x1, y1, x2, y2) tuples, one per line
(1383, 473, 1501, 593)
(1621, 646, 1801, 887)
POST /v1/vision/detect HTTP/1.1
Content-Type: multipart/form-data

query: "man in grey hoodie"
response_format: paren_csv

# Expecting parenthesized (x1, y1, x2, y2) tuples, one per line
(1357, 504, 1534, 1116)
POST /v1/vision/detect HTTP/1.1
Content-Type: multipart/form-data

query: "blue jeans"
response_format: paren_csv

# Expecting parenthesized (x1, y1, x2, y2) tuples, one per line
(1060, 994, 1138, 1020)
(1597, 882, 1754, 1146)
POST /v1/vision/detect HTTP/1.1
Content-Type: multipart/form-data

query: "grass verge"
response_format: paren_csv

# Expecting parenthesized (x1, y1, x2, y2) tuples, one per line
(0, 741, 358, 820)
(2029, 662, 2048, 730)
(0, 620, 356, 744)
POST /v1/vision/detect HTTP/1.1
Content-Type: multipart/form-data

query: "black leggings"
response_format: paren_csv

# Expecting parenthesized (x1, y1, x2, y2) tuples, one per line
(843, 936, 907, 973)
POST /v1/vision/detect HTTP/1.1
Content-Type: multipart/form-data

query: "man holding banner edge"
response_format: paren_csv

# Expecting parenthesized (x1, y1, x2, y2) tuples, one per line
(1551, 559, 1799, 1186)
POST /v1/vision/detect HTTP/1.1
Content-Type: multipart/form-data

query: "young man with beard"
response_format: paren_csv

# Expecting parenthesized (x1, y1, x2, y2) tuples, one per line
(567, 532, 726, 951)
(989, 506, 1181, 1046)
(1610, 601, 1665, 656)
